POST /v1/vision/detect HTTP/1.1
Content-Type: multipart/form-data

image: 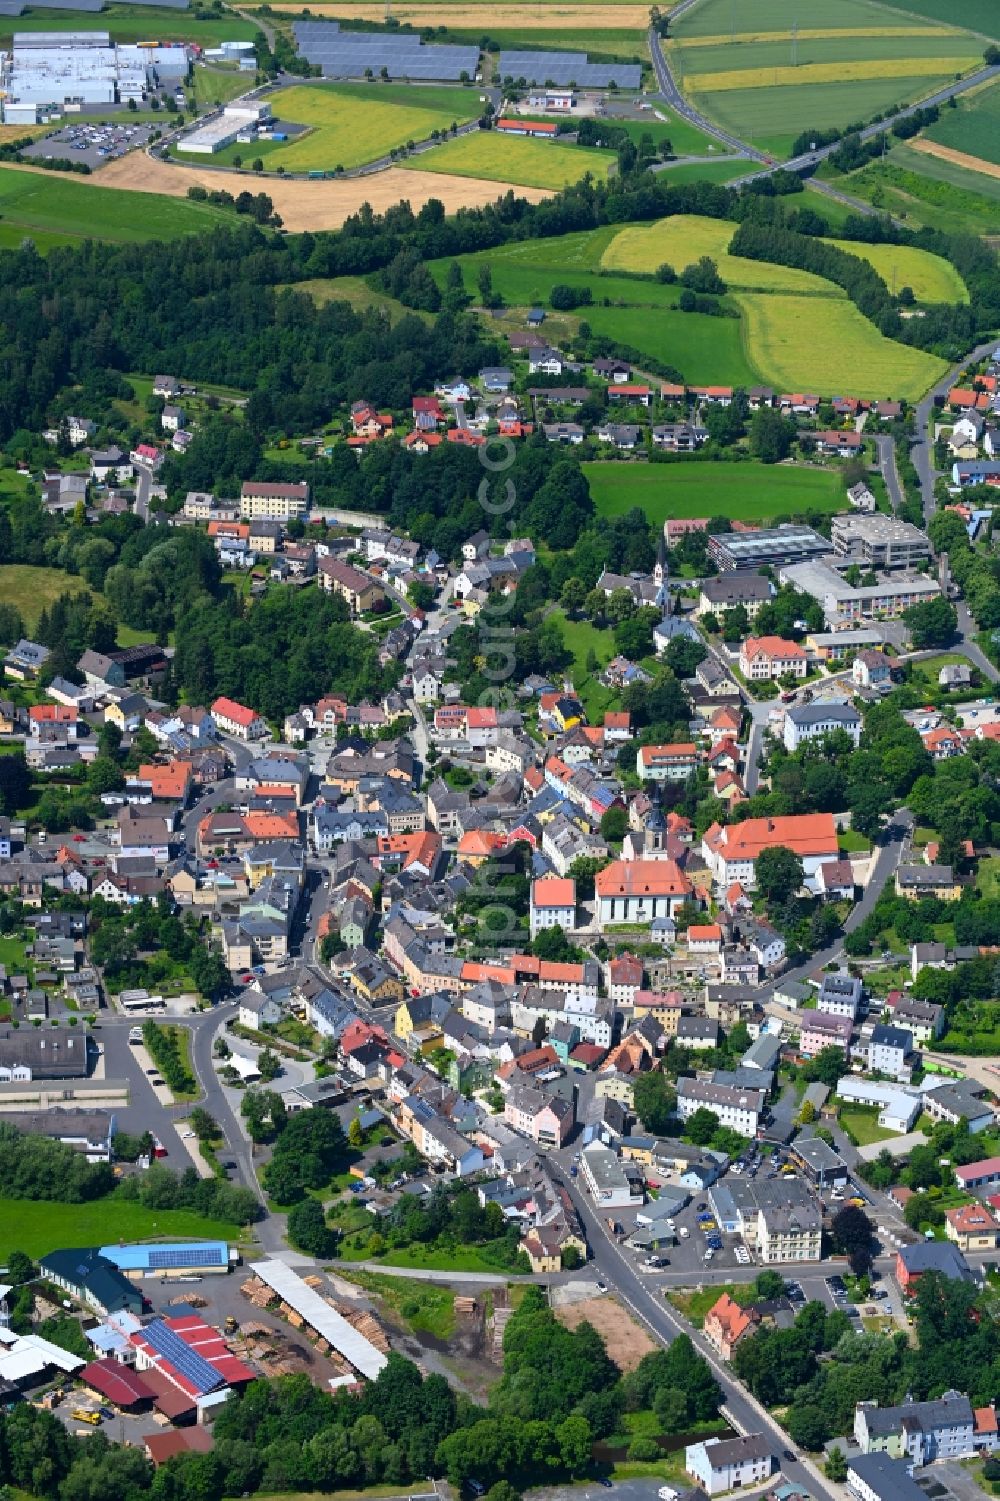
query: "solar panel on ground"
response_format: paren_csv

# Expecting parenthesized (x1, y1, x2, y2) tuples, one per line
(497, 49, 640, 87)
(141, 1320, 223, 1396)
(293, 20, 478, 80)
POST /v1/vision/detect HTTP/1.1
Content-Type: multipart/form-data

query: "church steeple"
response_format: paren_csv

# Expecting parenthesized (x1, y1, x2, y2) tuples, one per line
(654, 530, 669, 613)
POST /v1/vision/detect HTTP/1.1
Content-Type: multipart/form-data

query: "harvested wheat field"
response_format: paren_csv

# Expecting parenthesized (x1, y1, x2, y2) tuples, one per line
(910, 137, 1000, 182)
(87, 155, 549, 230)
(270, 0, 647, 17)
(556, 1295, 656, 1372)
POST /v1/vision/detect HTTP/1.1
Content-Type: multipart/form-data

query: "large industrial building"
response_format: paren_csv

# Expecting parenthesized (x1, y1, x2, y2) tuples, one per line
(179, 98, 270, 154)
(2, 31, 188, 124)
(293, 20, 479, 81)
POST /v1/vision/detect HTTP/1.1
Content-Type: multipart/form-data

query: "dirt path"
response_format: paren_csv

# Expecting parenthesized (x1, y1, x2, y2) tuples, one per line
(909, 136, 1000, 182)
(75, 153, 551, 230)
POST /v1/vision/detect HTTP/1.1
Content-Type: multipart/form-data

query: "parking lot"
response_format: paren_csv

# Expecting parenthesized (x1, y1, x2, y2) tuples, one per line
(21, 120, 156, 171)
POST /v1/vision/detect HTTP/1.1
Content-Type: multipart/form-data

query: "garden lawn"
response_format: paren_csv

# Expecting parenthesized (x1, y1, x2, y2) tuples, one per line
(549, 607, 619, 722)
(581, 304, 758, 387)
(0, 165, 233, 244)
(237, 82, 479, 173)
(733, 292, 947, 400)
(582, 461, 842, 525)
(667, 1282, 751, 1327)
(838, 1107, 896, 1146)
(602, 215, 838, 294)
(0, 1197, 245, 1261)
(977, 857, 1000, 899)
(408, 131, 616, 189)
(838, 829, 871, 853)
(339, 1241, 514, 1274)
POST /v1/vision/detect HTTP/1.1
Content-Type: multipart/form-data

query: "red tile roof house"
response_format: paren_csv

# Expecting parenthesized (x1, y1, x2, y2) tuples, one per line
(738, 636, 808, 681)
(210, 696, 267, 741)
(945, 1202, 1000, 1251)
(704, 1293, 759, 1359)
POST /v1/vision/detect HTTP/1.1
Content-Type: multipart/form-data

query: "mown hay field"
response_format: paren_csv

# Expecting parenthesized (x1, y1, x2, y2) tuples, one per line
(407, 130, 615, 188)
(818, 237, 968, 304)
(670, 0, 954, 38)
(602, 214, 838, 293)
(734, 292, 948, 400)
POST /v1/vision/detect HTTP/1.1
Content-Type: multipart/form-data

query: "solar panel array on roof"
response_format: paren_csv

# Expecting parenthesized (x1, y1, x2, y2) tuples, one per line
(141, 1319, 224, 1396)
(147, 1246, 227, 1269)
(293, 20, 479, 81)
(497, 49, 641, 88)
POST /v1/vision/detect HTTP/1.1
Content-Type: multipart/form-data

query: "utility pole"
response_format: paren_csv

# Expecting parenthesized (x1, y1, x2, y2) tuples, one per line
(791, 19, 797, 67)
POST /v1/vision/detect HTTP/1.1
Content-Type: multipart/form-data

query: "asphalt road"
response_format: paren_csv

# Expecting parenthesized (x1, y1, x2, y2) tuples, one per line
(913, 339, 1000, 527)
(874, 434, 904, 514)
(648, 25, 765, 162)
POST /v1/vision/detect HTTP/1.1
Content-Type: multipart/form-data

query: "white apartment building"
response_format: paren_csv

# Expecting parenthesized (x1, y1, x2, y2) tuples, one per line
(676, 1077, 763, 1136)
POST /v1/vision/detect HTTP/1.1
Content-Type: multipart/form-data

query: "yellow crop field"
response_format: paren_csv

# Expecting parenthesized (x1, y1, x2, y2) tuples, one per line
(602, 215, 839, 294)
(251, 85, 477, 172)
(271, 0, 649, 21)
(687, 56, 979, 91)
(678, 25, 962, 47)
(822, 238, 968, 304)
(734, 292, 947, 400)
(407, 131, 615, 189)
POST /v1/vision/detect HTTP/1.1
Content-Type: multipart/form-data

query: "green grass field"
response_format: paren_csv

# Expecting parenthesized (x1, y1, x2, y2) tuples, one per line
(471, 24, 647, 58)
(923, 78, 1000, 168)
(549, 607, 618, 721)
(655, 158, 753, 185)
(827, 142, 1000, 235)
(0, 165, 233, 244)
(581, 303, 759, 386)
(337, 1269, 456, 1339)
(0, 565, 99, 630)
(670, 0, 939, 38)
(0, 6, 259, 45)
(688, 75, 960, 159)
(582, 461, 843, 524)
(607, 111, 732, 157)
(409, 130, 616, 188)
(734, 291, 947, 399)
(880, 0, 1000, 38)
(0, 1197, 245, 1262)
(603, 214, 839, 293)
(837, 1107, 896, 1147)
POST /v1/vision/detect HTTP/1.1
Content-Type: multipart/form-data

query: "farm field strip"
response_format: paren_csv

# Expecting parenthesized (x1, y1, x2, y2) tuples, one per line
(921, 77, 1000, 168)
(407, 131, 615, 188)
(670, 0, 954, 37)
(874, 0, 1000, 38)
(825, 142, 1000, 236)
(910, 138, 1000, 181)
(685, 56, 978, 91)
(674, 33, 977, 72)
(580, 303, 760, 387)
(677, 26, 965, 47)
(0, 163, 234, 242)
(268, 0, 651, 21)
(733, 290, 948, 400)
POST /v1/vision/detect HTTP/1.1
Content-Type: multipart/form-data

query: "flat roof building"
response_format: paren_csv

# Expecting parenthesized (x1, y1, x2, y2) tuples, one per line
(707, 524, 830, 573)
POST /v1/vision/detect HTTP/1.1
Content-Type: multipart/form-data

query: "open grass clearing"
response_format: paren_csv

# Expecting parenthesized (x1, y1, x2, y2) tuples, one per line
(582, 303, 759, 387)
(977, 857, 1000, 899)
(0, 565, 100, 631)
(338, 1240, 519, 1273)
(583, 460, 843, 525)
(408, 130, 615, 188)
(0, 162, 234, 243)
(838, 829, 871, 853)
(655, 159, 754, 186)
(602, 214, 841, 293)
(607, 111, 732, 157)
(294, 274, 434, 323)
(734, 291, 947, 400)
(0, 1197, 245, 1262)
(429, 242, 686, 309)
(548, 608, 618, 722)
(819, 237, 967, 304)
